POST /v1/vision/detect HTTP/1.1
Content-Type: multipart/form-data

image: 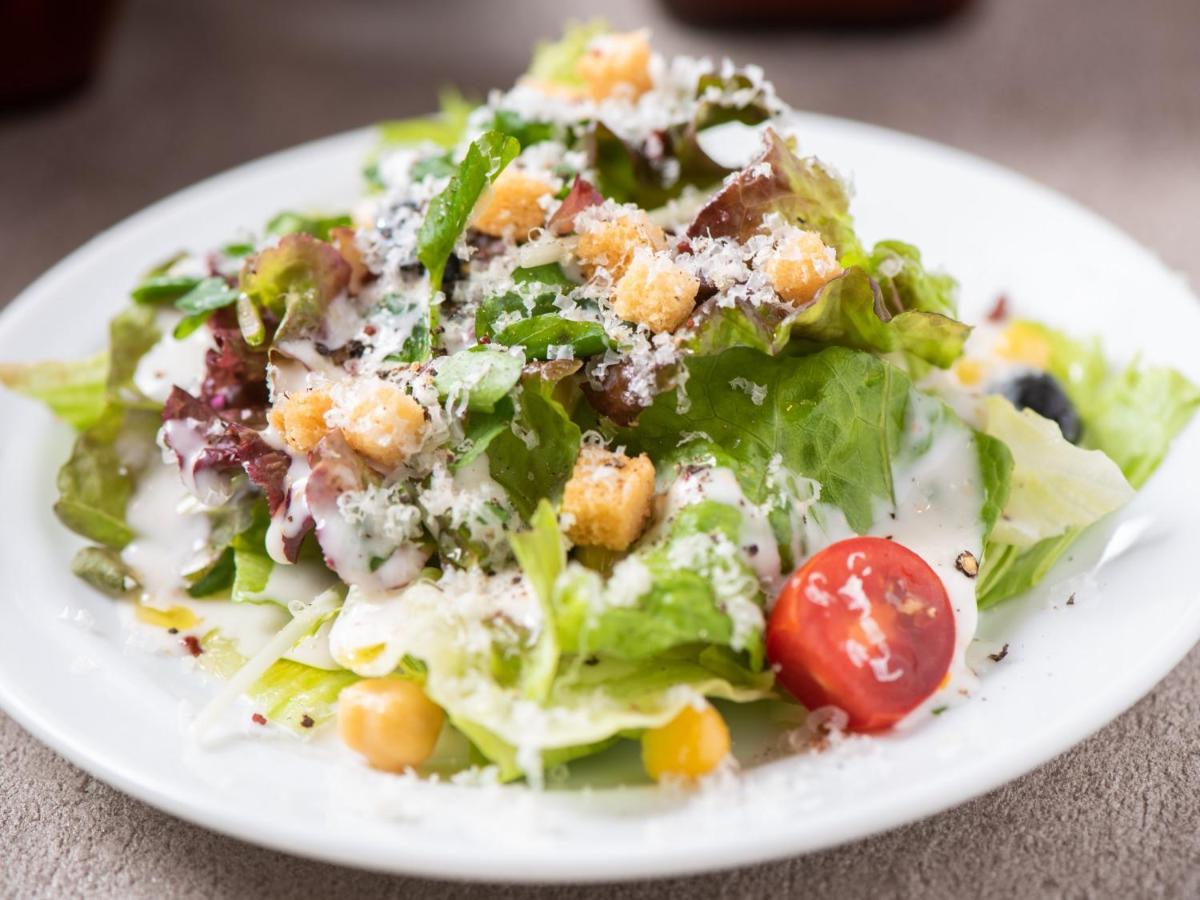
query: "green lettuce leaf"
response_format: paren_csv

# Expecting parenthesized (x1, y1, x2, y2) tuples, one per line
(687, 128, 862, 258)
(363, 88, 476, 190)
(526, 20, 607, 88)
(265, 210, 353, 242)
(434, 347, 525, 412)
(491, 110, 559, 150)
(417, 131, 520, 290)
(70, 546, 138, 596)
(377, 88, 475, 149)
(53, 407, 159, 549)
(452, 397, 515, 471)
(186, 547, 236, 598)
(555, 500, 767, 666)
(512, 263, 577, 289)
(588, 69, 773, 209)
(455, 643, 774, 782)
(493, 314, 611, 359)
(487, 379, 581, 520)
(172, 277, 241, 339)
(508, 500, 565, 701)
(200, 631, 359, 733)
(0, 351, 108, 430)
(781, 268, 967, 368)
(106, 304, 162, 404)
(976, 325, 1199, 608)
(229, 505, 335, 606)
(240, 233, 351, 347)
(860, 240, 959, 319)
(979, 394, 1133, 549)
(377, 294, 432, 364)
(624, 346, 907, 533)
(249, 658, 360, 733)
(1016, 321, 1200, 488)
(131, 275, 202, 305)
(975, 431, 1014, 543)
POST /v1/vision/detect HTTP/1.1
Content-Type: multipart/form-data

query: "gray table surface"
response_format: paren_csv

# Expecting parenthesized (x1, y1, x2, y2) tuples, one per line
(2, 0, 1198, 896)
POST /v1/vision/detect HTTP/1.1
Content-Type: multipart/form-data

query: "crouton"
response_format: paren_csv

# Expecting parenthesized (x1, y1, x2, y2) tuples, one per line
(611, 249, 699, 334)
(575, 209, 666, 279)
(330, 227, 371, 296)
(562, 446, 656, 551)
(269, 388, 334, 454)
(339, 381, 426, 471)
(764, 228, 842, 306)
(576, 31, 653, 102)
(471, 168, 556, 241)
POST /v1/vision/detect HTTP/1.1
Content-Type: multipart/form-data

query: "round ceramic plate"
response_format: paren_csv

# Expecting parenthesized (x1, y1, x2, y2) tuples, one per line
(0, 114, 1197, 883)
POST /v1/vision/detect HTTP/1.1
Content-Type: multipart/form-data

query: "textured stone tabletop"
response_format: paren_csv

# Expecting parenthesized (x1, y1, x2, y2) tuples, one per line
(2, 0, 1198, 896)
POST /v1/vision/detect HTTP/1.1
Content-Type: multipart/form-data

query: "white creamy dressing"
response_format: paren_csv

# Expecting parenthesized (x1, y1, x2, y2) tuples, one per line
(273, 292, 362, 373)
(121, 462, 212, 607)
(312, 479, 429, 593)
(120, 455, 339, 665)
(651, 393, 986, 722)
(160, 417, 233, 507)
(265, 453, 313, 565)
(132, 320, 215, 404)
(656, 466, 787, 594)
(863, 392, 987, 723)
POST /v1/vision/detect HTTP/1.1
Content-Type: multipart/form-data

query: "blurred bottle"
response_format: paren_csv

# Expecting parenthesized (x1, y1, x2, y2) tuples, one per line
(0, 0, 121, 106)
(660, 0, 970, 27)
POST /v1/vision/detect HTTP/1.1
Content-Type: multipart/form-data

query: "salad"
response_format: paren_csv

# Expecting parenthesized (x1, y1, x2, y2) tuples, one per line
(3, 24, 1197, 787)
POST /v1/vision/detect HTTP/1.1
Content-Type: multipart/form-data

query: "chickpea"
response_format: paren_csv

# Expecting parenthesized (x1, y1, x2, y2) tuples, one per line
(337, 678, 444, 773)
(641, 700, 731, 782)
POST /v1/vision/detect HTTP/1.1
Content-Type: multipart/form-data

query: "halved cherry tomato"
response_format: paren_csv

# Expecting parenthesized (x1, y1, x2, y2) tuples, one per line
(766, 536, 954, 732)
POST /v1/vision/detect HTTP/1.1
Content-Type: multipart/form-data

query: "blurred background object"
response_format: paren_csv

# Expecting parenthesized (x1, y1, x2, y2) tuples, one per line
(660, 0, 971, 27)
(0, 0, 121, 104)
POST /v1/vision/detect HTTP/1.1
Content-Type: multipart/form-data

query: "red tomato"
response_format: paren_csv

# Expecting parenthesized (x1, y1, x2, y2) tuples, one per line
(766, 537, 955, 732)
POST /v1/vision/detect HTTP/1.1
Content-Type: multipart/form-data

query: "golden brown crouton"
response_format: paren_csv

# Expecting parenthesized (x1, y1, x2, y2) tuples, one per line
(339, 381, 426, 471)
(562, 446, 656, 551)
(330, 227, 371, 296)
(576, 31, 653, 102)
(764, 229, 842, 306)
(575, 210, 666, 279)
(471, 169, 556, 241)
(611, 250, 699, 334)
(269, 388, 334, 454)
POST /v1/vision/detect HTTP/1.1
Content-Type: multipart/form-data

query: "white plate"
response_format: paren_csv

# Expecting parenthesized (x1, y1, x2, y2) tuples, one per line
(1, 114, 1197, 883)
